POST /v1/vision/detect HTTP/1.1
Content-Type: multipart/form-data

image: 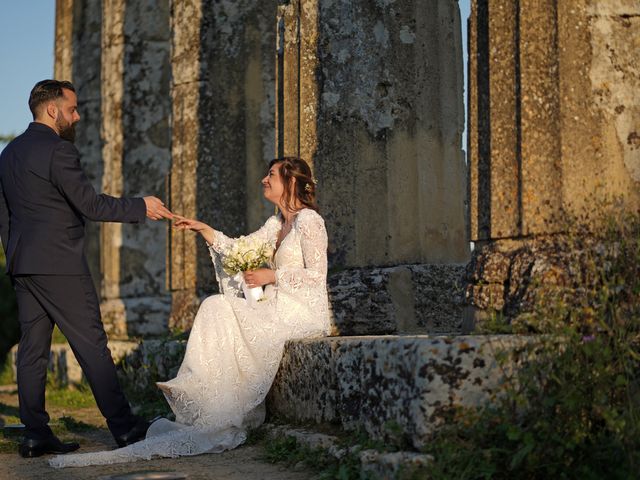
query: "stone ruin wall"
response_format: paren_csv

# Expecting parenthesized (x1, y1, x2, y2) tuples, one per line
(465, 0, 640, 326)
(54, 0, 640, 337)
(55, 0, 469, 338)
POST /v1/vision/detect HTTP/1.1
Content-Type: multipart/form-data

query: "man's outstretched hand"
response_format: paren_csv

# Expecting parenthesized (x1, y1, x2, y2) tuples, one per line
(143, 196, 173, 220)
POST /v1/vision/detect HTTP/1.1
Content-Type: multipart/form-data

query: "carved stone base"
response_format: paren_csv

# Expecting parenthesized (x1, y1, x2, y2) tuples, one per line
(328, 264, 466, 336)
(464, 234, 607, 331)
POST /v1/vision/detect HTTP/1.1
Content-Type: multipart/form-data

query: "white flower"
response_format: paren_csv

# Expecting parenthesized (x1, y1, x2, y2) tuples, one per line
(222, 237, 274, 275)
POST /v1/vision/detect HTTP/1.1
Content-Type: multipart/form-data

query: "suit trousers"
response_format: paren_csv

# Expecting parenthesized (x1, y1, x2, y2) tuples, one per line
(11, 274, 138, 440)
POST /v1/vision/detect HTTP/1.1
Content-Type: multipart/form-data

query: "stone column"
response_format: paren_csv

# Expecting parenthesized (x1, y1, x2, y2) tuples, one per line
(54, 0, 103, 291)
(54, 0, 74, 80)
(466, 0, 640, 324)
(100, 0, 172, 337)
(168, 0, 277, 330)
(276, 0, 468, 268)
(275, 0, 468, 334)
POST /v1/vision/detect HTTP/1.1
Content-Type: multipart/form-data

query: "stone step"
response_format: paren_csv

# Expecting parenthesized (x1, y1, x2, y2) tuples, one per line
(264, 423, 433, 479)
(266, 334, 528, 450)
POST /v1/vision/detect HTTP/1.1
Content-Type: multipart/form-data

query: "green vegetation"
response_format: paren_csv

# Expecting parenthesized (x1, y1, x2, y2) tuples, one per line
(0, 400, 21, 454)
(261, 212, 640, 479)
(0, 375, 98, 454)
(421, 212, 640, 479)
(0, 134, 15, 144)
(45, 379, 97, 409)
(262, 428, 428, 480)
(56, 415, 98, 433)
(51, 325, 68, 344)
(0, 416, 97, 453)
(263, 435, 362, 480)
(0, 359, 13, 386)
(118, 336, 187, 419)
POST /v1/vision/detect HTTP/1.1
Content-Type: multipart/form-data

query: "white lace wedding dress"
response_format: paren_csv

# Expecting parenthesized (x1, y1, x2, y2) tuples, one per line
(50, 208, 331, 468)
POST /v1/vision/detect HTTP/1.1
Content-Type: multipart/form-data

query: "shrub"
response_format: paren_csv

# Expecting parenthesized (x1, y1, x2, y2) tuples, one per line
(425, 212, 640, 479)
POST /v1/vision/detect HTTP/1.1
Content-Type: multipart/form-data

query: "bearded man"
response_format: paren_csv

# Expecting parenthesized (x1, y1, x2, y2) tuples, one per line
(0, 80, 172, 457)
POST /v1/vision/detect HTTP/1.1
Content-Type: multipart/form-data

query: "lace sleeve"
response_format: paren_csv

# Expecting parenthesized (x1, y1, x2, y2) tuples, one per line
(276, 210, 328, 291)
(207, 215, 280, 257)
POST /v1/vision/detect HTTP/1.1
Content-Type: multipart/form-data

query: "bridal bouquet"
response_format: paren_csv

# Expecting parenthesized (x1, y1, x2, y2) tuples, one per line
(222, 237, 274, 307)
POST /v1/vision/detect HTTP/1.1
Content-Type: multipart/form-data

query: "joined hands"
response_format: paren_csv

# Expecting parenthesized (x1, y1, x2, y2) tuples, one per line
(143, 196, 173, 221)
(172, 215, 216, 245)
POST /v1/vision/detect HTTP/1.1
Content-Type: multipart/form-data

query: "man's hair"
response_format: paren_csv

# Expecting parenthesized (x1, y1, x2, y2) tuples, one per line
(28, 79, 76, 119)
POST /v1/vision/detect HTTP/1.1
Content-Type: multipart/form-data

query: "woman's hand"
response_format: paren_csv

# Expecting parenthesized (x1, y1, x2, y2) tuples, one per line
(173, 215, 216, 244)
(244, 268, 276, 288)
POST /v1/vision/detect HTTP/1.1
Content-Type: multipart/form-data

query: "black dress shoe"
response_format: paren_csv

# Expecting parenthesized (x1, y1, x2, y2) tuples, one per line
(115, 418, 151, 448)
(19, 436, 80, 458)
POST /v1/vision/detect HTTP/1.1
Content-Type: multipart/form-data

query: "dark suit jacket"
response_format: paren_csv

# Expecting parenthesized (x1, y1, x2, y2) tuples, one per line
(0, 122, 146, 275)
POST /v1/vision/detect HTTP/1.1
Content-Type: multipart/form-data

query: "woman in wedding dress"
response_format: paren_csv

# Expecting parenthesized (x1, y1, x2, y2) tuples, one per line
(50, 157, 331, 467)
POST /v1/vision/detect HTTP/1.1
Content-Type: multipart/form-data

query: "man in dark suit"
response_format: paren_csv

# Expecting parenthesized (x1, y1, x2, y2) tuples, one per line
(0, 80, 173, 458)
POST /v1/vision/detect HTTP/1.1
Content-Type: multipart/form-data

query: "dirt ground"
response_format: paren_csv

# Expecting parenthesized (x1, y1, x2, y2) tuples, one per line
(0, 385, 315, 480)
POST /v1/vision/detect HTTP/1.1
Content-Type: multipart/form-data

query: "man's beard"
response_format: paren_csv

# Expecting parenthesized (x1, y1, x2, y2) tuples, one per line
(56, 115, 76, 143)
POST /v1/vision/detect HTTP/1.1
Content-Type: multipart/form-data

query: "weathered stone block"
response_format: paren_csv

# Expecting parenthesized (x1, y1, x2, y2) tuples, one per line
(327, 263, 466, 336)
(464, 283, 505, 311)
(266, 340, 338, 423)
(409, 264, 466, 334)
(168, 0, 278, 331)
(267, 335, 529, 449)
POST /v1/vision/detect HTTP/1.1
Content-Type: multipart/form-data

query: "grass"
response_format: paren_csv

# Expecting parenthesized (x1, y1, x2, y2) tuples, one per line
(55, 415, 98, 433)
(51, 325, 67, 345)
(0, 415, 98, 454)
(259, 424, 432, 480)
(0, 400, 21, 453)
(0, 400, 98, 454)
(45, 379, 96, 409)
(0, 358, 14, 386)
(263, 435, 361, 480)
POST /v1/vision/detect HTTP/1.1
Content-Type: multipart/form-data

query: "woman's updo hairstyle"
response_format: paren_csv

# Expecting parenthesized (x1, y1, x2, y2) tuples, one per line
(269, 157, 318, 212)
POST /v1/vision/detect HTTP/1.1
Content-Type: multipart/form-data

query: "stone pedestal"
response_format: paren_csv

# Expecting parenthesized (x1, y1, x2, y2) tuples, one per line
(466, 0, 640, 326)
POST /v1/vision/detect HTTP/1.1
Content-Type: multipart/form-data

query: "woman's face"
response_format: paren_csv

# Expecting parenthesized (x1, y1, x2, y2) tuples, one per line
(262, 163, 285, 206)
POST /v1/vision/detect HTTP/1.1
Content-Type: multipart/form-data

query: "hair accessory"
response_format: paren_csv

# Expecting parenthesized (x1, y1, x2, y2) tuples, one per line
(305, 183, 313, 192)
